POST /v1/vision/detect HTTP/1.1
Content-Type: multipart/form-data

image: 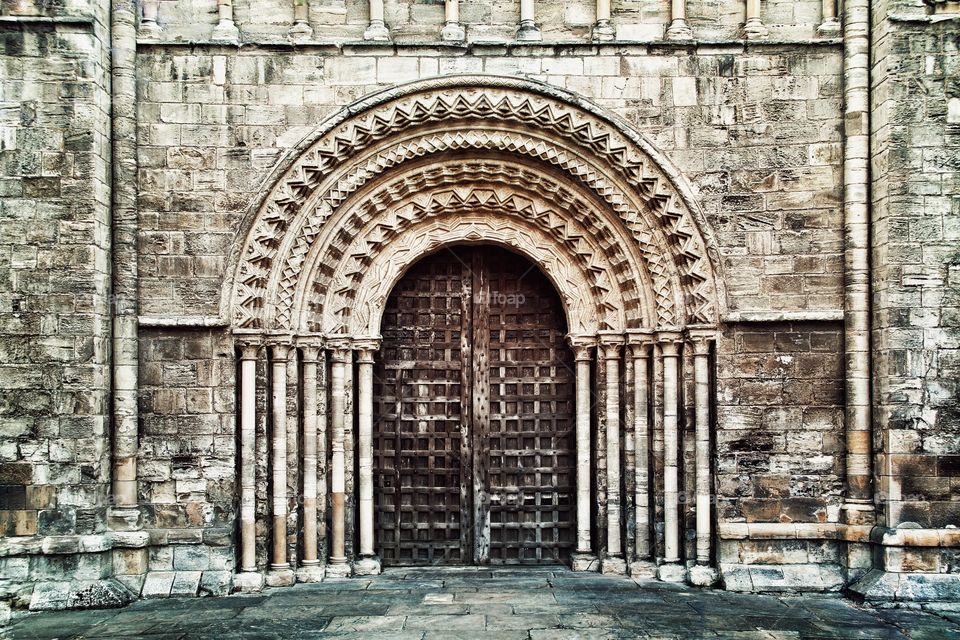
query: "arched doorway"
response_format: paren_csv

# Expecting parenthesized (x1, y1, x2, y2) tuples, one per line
(373, 246, 576, 565)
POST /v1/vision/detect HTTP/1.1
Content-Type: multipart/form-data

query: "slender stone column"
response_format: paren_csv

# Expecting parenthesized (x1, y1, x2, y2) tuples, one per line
(212, 0, 240, 41)
(599, 334, 626, 575)
(289, 0, 313, 40)
(354, 337, 382, 575)
(441, 0, 466, 41)
(687, 329, 718, 586)
(568, 335, 598, 571)
(626, 331, 655, 578)
(817, 0, 840, 37)
(364, 0, 390, 40)
(327, 339, 352, 576)
(238, 342, 259, 573)
(592, 0, 615, 40)
(297, 340, 324, 582)
(657, 331, 685, 582)
(139, 0, 162, 38)
(665, 0, 693, 40)
(267, 342, 295, 585)
(742, 0, 768, 39)
(517, 0, 541, 41)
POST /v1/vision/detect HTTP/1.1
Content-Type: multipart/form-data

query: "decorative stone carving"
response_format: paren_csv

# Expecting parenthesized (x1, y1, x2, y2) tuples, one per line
(229, 77, 722, 336)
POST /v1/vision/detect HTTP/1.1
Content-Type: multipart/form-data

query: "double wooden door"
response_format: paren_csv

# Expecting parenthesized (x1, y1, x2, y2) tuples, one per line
(373, 246, 576, 565)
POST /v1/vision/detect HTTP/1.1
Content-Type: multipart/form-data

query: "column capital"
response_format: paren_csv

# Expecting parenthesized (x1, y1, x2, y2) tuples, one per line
(625, 329, 655, 356)
(327, 336, 353, 363)
(567, 333, 596, 361)
(687, 326, 717, 355)
(235, 335, 262, 360)
(296, 334, 325, 362)
(352, 335, 382, 361)
(598, 332, 624, 359)
(269, 341, 294, 360)
(657, 329, 683, 357)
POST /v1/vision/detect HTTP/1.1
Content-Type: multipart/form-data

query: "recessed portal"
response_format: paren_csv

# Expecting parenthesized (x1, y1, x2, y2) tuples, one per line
(373, 246, 576, 565)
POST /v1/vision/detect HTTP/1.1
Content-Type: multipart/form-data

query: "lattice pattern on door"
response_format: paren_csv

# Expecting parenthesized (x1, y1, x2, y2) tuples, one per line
(374, 246, 575, 565)
(374, 251, 468, 565)
(483, 251, 576, 564)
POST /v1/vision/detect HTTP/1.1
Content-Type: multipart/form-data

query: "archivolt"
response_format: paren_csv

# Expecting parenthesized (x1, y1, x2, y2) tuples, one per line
(227, 75, 724, 332)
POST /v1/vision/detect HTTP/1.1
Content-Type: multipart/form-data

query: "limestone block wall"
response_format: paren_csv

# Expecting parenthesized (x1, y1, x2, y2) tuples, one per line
(866, 0, 960, 591)
(0, 0, 116, 610)
(147, 0, 827, 42)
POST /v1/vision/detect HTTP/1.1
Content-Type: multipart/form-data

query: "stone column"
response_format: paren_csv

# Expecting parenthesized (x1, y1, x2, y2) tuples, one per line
(212, 0, 240, 41)
(364, 0, 390, 40)
(817, 0, 840, 37)
(592, 0, 615, 40)
(627, 330, 655, 578)
(442, 0, 466, 41)
(599, 334, 626, 575)
(289, 0, 313, 40)
(657, 330, 685, 582)
(233, 339, 263, 591)
(517, 0, 541, 41)
(742, 0, 768, 39)
(665, 0, 693, 40)
(568, 335, 598, 571)
(267, 342, 295, 586)
(354, 337, 382, 575)
(297, 339, 325, 583)
(687, 329, 718, 587)
(327, 339, 352, 576)
(139, 0, 162, 38)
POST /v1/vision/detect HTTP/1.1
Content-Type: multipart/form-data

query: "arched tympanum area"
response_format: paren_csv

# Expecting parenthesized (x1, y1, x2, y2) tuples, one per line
(227, 76, 724, 585)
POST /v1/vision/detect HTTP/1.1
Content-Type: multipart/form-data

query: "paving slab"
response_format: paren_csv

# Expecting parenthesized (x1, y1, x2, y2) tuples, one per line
(5, 567, 960, 639)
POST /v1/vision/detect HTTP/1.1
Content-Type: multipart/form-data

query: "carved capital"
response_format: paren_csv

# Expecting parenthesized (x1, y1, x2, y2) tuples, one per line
(327, 336, 353, 364)
(626, 329, 654, 358)
(598, 332, 625, 360)
(269, 341, 293, 361)
(297, 334, 325, 363)
(657, 330, 683, 358)
(567, 333, 596, 362)
(686, 326, 717, 357)
(352, 336, 382, 363)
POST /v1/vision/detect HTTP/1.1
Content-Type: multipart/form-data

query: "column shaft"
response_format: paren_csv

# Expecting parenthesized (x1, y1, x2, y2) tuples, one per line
(356, 346, 377, 558)
(572, 342, 593, 553)
(602, 341, 624, 557)
(629, 338, 652, 560)
(364, 0, 390, 39)
(660, 336, 681, 564)
(301, 345, 320, 565)
(329, 345, 350, 565)
(239, 344, 258, 572)
(692, 338, 712, 564)
(270, 344, 291, 569)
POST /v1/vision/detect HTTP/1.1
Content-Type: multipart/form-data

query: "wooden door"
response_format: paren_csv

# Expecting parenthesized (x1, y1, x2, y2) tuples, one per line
(374, 246, 575, 565)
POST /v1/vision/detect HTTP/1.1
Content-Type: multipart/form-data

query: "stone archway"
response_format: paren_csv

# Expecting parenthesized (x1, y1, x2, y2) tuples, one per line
(227, 76, 725, 588)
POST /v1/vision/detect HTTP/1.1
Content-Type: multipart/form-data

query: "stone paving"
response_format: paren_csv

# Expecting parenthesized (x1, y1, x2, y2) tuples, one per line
(5, 567, 960, 640)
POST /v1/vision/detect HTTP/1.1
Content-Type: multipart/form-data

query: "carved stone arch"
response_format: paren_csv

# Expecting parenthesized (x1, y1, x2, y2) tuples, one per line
(287, 160, 655, 334)
(226, 75, 725, 331)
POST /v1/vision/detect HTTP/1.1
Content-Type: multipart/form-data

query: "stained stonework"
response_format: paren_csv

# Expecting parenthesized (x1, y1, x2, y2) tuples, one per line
(0, 0, 958, 615)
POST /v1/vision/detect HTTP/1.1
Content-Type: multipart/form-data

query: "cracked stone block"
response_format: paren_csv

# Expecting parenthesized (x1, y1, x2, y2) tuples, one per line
(141, 571, 175, 598)
(198, 571, 232, 597)
(170, 571, 202, 597)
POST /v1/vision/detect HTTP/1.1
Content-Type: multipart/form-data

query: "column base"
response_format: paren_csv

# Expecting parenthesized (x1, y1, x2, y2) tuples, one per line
(657, 563, 687, 583)
(211, 20, 240, 43)
(265, 567, 296, 587)
(741, 18, 768, 40)
(325, 562, 353, 578)
(354, 556, 382, 576)
(629, 560, 658, 579)
(441, 22, 466, 42)
(288, 21, 313, 42)
(232, 572, 265, 593)
(516, 23, 542, 42)
(138, 22, 163, 40)
(296, 564, 326, 583)
(688, 564, 718, 587)
(570, 552, 600, 572)
(816, 18, 841, 38)
(363, 21, 390, 41)
(600, 556, 627, 576)
(665, 19, 693, 40)
(592, 20, 615, 41)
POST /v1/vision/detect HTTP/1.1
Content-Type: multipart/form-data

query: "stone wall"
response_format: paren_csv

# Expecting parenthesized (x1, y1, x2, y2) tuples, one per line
(149, 0, 827, 42)
(0, 0, 119, 613)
